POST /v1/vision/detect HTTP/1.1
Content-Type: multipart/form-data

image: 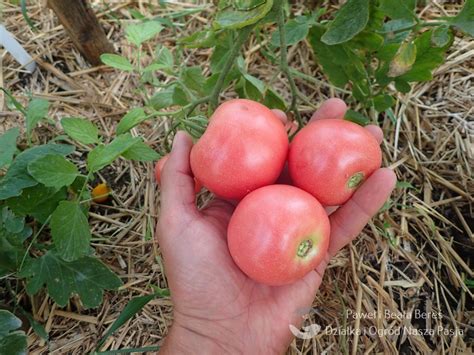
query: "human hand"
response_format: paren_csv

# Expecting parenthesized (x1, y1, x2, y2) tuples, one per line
(157, 99, 396, 354)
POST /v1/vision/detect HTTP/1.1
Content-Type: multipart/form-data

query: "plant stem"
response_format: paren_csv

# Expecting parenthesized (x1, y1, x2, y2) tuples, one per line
(209, 25, 254, 109)
(276, 1, 303, 127)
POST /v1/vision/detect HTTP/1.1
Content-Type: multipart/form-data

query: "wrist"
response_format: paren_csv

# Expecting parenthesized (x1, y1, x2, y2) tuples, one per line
(160, 317, 241, 354)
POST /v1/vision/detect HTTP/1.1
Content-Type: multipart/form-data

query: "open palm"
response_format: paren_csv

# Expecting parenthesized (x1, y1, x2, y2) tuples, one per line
(157, 99, 396, 353)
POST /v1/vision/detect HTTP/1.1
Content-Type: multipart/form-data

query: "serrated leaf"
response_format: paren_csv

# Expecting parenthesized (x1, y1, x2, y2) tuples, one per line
(28, 155, 78, 189)
(125, 21, 163, 46)
(122, 140, 159, 162)
(6, 185, 66, 224)
(148, 87, 175, 110)
(116, 108, 147, 135)
(388, 41, 417, 77)
(321, 0, 370, 45)
(0, 127, 19, 168)
(449, 0, 474, 36)
(379, 0, 416, 20)
(155, 45, 174, 69)
(431, 25, 451, 47)
(399, 30, 451, 82)
(87, 134, 140, 172)
(20, 251, 122, 309)
(0, 144, 74, 200)
(344, 109, 369, 125)
(50, 201, 91, 261)
(26, 98, 49, 138)
(61, 117, 100, 145)
(100, 54, 134, 71)
(271, 16, 311, 47)
(181, 67, 206, 96)
(215, 0, 273, 29)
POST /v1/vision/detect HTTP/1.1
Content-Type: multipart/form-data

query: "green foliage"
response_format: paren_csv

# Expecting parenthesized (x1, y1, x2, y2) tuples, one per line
(449, 0, 474, 36)
(28, 155, 79, 189)
(0, 127, 19, 168)
(215, 0, 273, 29)
(25, 98, 49, 140)
(20, 251, 122, 309)
(322, 0, 370, 45)
(87, 134, 141, 172)
(0, 310, 27, 355)
(61, 117, 100, 145)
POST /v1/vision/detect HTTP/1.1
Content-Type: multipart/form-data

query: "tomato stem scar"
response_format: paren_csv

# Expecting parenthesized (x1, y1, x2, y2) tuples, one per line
(347, 172, 364, 189)
(297, 239, 313, 258)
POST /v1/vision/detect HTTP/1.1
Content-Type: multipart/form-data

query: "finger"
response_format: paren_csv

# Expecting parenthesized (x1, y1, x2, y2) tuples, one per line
(272, 109, 288, 125)
(160, 131, 197, 214)
(365, 125, 383, 144)
(310, 98, 347, 123)
(328, 168, 396, 257)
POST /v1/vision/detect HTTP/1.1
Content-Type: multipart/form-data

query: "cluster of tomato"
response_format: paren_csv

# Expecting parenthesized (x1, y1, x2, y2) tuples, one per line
(156, 99, 382, 286)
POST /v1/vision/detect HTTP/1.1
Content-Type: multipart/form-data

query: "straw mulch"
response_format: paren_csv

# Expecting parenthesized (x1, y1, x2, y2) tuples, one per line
(0, 1, 472, 354)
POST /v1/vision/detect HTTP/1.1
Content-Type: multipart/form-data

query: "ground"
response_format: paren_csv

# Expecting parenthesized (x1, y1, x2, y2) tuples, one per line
(0, 1, 472, 354)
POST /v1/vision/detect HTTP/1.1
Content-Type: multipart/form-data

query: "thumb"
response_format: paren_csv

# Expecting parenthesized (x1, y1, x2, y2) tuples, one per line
(160, 131, 197, 215)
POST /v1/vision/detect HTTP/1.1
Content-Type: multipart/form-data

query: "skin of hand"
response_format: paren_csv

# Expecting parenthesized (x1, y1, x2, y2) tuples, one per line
(157, 99, 397, 354)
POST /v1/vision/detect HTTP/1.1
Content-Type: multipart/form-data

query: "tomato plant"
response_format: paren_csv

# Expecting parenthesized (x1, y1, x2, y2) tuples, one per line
(228, 185, 330, 286)
(289, 119, 382, 206)
(190, 99, 288, 200)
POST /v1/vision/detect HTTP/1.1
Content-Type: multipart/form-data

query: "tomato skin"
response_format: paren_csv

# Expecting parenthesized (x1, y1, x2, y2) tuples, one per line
(190, 99, 289, 200)
(288, 119, 382, 206)
(228, 185, 330, 286)
(91, 183, 111, 203)
(155, 154, 202, 193)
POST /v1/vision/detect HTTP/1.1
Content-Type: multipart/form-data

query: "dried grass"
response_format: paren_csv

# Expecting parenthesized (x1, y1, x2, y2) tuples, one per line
(0, 1, 472, 354)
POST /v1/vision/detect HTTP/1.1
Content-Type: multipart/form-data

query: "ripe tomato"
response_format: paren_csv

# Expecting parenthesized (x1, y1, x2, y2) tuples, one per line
(190, 99, 288, 200)
(227, 185, 330, 286)
(288, 119, 382, 206)
(154, 154, 202, 193)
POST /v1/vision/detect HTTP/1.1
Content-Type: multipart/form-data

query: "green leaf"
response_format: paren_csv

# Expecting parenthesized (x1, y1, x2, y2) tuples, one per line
(155, 45, 174, 69)
(172, 85, 189, 106)
(321, 0, 370, 45)
(380, 18, 416, 33)
(148, 87, 175, 110)
(344, 109, 369, 125)
(97, 292, 164, 348)
(449, 0, 474, 36)
(0, 144, 74, 200)
(394, 79, 411, 93)
(121, 140, 159, 162)
(6, 185, 66, 224)
(61, 117, 100, 145)
(0, 310, 27, 355)
(181, 67, 206, 96)
(26, 98, 49, 138)
(431, 25, 451, 47)
(373, 94, 395, 112)
(263, 88, 286, 111)
(271, 16, 311, 47)
(87, 134, 140, 172)
(2, 208, 25, 234)
(100, 54, 134, 71)
(379, 0, 416, 20)
(179, 30, 217, 48)
(116, 108, 147, 135)
(0, 127, 19, 168)
(28, 155, 78, 189)
(242, 72, 265, 100)
(351, 32, 384, 51)
(0, 310, 22, 337)
(388, 41, 417, 77)
(50, 201, 91, 261)
(210, 43, 232, 74)
(20, 251, 122, 309)
(399, 30, 451, 82)
(125, 21, 163, 46)
(215, 0, 273, 29)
